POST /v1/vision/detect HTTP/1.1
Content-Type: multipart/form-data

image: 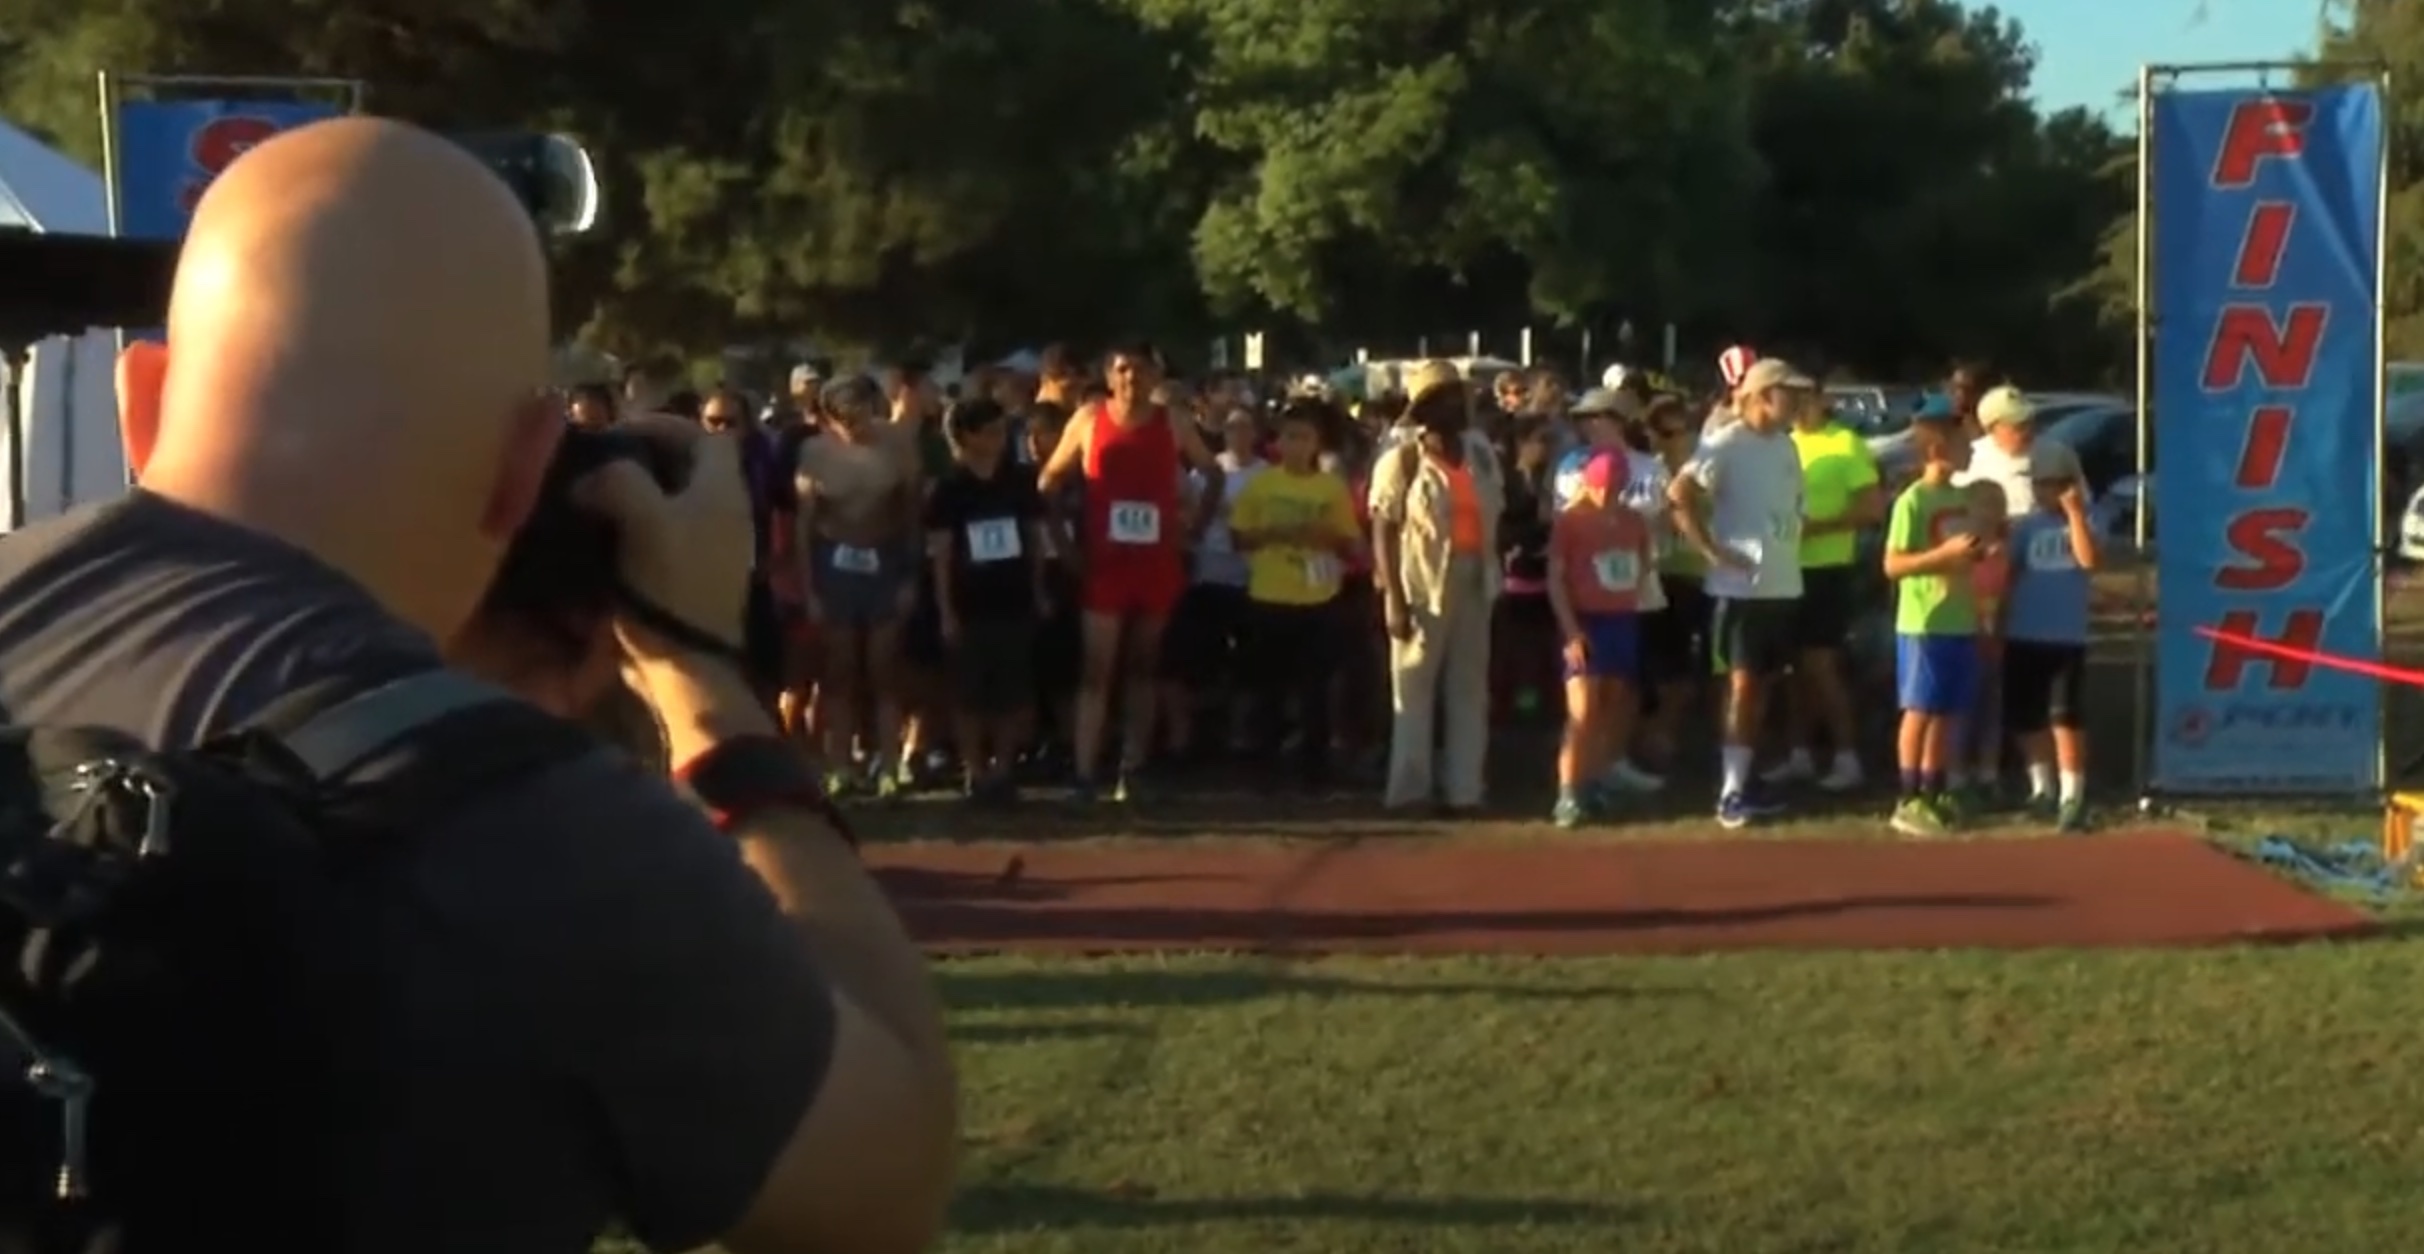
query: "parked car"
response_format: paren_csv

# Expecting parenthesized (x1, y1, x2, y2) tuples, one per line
(1825, 384, 1921, 436)
(2036, 403, 2139, 496)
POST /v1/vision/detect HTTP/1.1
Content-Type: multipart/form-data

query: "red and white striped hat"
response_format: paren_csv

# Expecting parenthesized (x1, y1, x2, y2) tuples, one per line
(1717, 344, 1759, 391)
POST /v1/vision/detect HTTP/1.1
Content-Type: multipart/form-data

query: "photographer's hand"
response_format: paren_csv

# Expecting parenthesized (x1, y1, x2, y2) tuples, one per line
(573, 414, 755, 661)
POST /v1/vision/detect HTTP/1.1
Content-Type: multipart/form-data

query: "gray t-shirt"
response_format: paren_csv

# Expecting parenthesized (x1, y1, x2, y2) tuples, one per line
(0, 492, 832, 1254)
(1679, 422, 1806, 601)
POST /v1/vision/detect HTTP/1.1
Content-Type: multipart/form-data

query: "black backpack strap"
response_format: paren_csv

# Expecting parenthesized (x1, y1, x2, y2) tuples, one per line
(272, 670, 521, 784)
(237, 670, 604, 831)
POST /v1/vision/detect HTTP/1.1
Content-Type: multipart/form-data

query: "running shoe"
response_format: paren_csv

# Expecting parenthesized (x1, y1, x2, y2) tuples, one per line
(1889, 796, 1947, 837)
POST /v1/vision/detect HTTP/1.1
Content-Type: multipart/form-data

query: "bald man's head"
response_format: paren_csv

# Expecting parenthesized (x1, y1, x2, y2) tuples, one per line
(128, 116, 565, 642)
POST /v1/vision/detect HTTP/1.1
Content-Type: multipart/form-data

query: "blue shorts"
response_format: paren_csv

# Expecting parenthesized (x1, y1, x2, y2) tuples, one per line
(1567, 611, 1642, 681)
(1895, 633, 1979, 716)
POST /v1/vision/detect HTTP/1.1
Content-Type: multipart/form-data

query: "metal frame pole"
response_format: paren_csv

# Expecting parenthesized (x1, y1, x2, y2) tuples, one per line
(2373, 67, 2394, 792)
(2131, 63, 2158, 807)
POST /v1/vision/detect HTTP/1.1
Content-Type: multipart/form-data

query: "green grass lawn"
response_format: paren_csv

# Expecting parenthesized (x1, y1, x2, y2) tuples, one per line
(925, 947, 2424, 1254)
(632, 575, 2424, 1253)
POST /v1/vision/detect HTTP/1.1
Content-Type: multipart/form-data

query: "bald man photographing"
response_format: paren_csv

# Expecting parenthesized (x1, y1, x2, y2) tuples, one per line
(0, 119, 954, 1253)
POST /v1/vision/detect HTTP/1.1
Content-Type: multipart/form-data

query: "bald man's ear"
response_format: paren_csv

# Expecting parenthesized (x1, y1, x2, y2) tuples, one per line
(117, 341, 169, 478)
(483, 392, 568, 542)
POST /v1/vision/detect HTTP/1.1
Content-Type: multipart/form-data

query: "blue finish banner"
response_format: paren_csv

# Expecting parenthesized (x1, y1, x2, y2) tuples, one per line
(2150, 85, 2384, 794)
(111, 98, 341, 240)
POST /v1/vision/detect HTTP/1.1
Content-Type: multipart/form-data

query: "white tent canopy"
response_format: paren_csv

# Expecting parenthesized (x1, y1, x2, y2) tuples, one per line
(0, 117, 129, 530)
(0, 118, 106, 231)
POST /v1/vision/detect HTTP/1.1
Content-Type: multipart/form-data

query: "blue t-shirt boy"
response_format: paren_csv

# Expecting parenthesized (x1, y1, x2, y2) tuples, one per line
(2004, 511, 2091, 645)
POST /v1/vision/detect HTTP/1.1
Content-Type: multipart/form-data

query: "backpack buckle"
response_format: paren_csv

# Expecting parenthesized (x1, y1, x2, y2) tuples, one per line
(0, 759, 177, 928)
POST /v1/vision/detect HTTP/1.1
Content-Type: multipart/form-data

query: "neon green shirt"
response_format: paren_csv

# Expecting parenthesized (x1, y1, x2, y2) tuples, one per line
(1887, 480, 1978, 635)
(1793, 421, 1878, 569)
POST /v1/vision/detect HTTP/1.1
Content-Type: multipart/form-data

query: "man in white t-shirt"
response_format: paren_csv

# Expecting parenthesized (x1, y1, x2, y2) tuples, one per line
(1670, 356, 1811, 828)
(1957, 385, 2039, 516)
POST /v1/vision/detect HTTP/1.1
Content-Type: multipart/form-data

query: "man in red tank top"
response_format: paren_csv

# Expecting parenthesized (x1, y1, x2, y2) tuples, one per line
(1038, 343, 1224, 802)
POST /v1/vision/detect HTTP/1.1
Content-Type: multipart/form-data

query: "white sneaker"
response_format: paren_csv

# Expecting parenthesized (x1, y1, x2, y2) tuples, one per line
(1817, 757, 1865, 793)
(1601, 760, 1667, 794)
(1760, 753, 1815, 785)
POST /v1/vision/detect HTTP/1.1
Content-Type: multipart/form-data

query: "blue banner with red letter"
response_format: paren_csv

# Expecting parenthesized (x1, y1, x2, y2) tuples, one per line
(2151, 85, 2384, 794)
(111, 98, 341, 240)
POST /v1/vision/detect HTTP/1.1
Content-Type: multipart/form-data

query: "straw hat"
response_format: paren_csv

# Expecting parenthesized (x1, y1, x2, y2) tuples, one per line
(1405, 359, 1465, 408)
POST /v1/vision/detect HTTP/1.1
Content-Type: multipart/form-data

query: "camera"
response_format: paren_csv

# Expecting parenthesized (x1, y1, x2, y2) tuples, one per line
(482, 424, 692, 641)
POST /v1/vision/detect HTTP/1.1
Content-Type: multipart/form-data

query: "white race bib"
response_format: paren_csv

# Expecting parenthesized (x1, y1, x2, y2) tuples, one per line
(967, 518, 1023, 563)
(1592, 549, 1640, 592)
(2027, 527, 2077, 572)
(831, 544, 881, 574)
(1302, 553, 1341, 589)
(1109, 501, 1161, 545)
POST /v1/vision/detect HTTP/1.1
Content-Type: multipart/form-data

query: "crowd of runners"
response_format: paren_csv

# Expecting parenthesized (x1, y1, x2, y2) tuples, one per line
(595, 341, 2103, 836)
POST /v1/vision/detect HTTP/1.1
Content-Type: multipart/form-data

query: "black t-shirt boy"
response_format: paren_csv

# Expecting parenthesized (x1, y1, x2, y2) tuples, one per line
(924, 462, 1045, 622)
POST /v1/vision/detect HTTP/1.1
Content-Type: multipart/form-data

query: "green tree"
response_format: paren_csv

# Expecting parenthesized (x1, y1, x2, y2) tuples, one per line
(1119, 0, 1759, 332)
(2312, 0, 2424, 358)
(1731, 0, 2126, 382)
(0, 0, 1204, 359)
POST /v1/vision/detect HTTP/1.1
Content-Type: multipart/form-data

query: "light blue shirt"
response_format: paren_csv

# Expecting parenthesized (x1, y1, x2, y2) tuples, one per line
(2004, 512, 2091, 645)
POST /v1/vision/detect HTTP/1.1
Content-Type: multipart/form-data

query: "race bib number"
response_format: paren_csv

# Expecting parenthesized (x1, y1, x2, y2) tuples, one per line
(1302, 553, 1341, 589)
(1593, 550, 1640, 592)
(1109, 501, 1161, 545)
(831, 544, 881, 574)
(2026, 527, 2076, 572)
(967, 518, 1022, 563)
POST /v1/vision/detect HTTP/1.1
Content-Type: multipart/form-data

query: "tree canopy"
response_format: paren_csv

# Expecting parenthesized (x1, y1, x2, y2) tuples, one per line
(0, 0, 2166, 381)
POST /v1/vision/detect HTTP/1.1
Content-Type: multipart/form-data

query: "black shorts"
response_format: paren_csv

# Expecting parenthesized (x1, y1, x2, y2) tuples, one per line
(743, 576, 784, 691)
(1642, 575, 1712, 684)
(902, 571, 946, 668)
(1796, 564, 1859, 652)
(2001, 639, 2088, 733)
(951, 617, 1035, 716)
(1033, 570, 1082, 699)
(1159, 582, 1250, 682)
(1709, 596, 1797, 678)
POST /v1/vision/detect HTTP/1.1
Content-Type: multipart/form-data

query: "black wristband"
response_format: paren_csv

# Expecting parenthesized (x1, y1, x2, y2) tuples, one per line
(673, 733, 854, 845)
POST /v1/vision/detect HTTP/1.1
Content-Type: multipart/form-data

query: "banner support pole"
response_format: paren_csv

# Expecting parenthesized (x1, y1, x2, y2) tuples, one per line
(2130, 63, 2158, 809)
(2373, 66, 2394, 793)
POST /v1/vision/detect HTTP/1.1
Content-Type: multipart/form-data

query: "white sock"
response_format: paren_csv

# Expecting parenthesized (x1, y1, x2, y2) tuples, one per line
(2028, 763, 2056, 798)
(2059, 771, 2086, 804)
(1721, 745, 1752, 795)
(1830, 750, 1861, 776)
(1782, 748, 1812, 772)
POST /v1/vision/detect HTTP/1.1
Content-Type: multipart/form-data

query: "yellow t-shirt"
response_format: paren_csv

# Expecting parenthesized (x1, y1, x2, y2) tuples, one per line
(1232, 467, 1358, 606)
(1792, 421, 1879, 569)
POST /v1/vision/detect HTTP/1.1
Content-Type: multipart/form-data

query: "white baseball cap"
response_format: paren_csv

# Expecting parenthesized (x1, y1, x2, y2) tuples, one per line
(1736, 357, 1814, 394)
(1978, 385, 2036, 428)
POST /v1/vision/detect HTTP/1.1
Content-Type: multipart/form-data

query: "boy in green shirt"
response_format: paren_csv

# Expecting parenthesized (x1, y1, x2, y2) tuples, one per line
(1881, 415, 1987, 835)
